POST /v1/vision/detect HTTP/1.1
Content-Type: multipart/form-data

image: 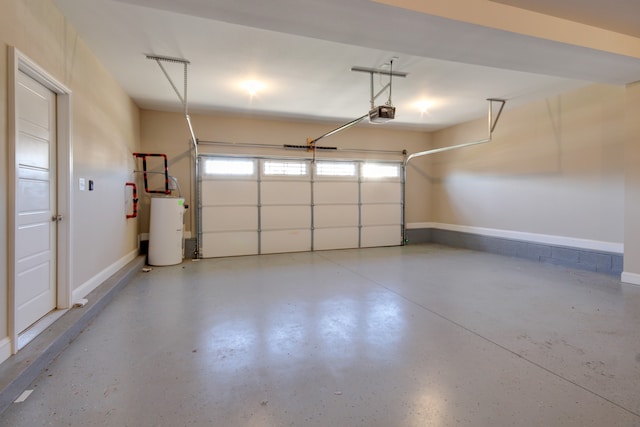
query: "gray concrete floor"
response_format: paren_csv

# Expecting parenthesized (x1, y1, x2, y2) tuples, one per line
(2, 244, 640, 426)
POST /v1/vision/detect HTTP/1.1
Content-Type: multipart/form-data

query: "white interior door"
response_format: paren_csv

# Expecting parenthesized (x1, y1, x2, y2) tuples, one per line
(14, 71, 57, 334)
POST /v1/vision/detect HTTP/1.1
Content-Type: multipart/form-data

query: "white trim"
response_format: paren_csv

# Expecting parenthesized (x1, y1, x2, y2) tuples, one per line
(406, 222, 433, 229)
(0, 337, 12, 365)
(8, 47, 73, 354)
(71, 249, 139, 304)
(406, 222, 623, 254)
(621, 272, 640, 286)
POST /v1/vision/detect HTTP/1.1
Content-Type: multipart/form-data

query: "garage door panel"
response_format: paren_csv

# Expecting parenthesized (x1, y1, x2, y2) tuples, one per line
(262, 230, 311, 254)
(314, 182, 358, 204)
(314, 228, 359, 250)
(201, 231, 258, 257)
(361, 226, 402, 247)
(261, 181, 310, 205)
(314, 205, 358, 228)
(361, 204, 401, 226)
(262, 206, 311, 230)
(202, 206, 257, 232)
(361, 182, 402, 203)
(201, 181, 257, 206)
(199, 156, 403, 257)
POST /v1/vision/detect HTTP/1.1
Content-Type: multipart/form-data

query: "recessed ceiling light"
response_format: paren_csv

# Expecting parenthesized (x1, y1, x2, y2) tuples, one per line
(415, 99, 432, 114)
(240, 80, 266, 96)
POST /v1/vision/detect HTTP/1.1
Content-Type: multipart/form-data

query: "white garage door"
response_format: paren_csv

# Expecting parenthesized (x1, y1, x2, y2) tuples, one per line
(199, 156, 402, 258)
(260, 159, 312, 254)
(313, 161, 360, 250)
(200, 158, 258, 258)
(360, 163, 403, 247)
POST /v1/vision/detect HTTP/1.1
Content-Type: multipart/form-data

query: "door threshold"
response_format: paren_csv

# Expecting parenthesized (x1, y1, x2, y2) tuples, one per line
(17, 309, 69, 351)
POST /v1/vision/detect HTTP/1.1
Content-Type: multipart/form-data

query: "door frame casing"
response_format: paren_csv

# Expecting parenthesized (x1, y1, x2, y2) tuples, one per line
(7, 47, 73, 354)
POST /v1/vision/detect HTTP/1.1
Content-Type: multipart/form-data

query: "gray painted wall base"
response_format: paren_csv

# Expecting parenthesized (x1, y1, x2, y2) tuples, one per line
(0, 255, 146, 415)
(406, 228, 623, 276)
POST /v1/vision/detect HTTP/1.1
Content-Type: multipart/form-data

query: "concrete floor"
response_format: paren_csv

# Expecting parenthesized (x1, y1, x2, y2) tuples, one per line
(2, 244, 640, 426)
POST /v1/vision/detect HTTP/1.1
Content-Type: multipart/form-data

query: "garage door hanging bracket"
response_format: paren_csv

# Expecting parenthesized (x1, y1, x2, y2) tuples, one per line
(404, 98, 506, 166)
(145, 54, 198, 152)
(402, 98, 506, 245)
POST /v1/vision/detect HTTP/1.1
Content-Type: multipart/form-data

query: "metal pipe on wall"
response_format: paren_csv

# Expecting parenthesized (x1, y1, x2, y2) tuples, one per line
(404, 99, 505, 165)
(402, 99, 506, 244)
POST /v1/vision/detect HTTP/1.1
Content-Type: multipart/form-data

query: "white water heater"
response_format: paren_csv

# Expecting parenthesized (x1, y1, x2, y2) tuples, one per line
(148, 197, 186, 266)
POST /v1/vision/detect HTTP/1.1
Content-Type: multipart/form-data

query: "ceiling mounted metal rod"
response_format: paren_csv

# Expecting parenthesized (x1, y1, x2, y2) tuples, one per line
(146, 54, 190, 111)
(404, 98, 506, 166)
(308, 114, 369, 145)
(402, 98, 506, 246)
(354, 62, 406, 110)
(371, 80, 391, 109)
(146, 54, 198, 152)
(351, 66, 408, 78)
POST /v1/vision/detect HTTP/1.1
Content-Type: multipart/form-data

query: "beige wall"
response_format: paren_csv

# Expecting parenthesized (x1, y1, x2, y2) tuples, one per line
(139, 110, 433, 236)
(624, 82, 640, 279)
(1, 0, 140, 359)
(428, 84, 626, 245)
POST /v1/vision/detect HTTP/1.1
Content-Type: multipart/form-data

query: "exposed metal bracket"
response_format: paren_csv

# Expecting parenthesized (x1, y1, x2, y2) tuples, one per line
(352, 63, 407, 109)
(306, 62, 408, 146)
(351, 66, 408, 77)
(146, 54, 198, 152)
(146, 54, 190, 111)
(308, 114, 369, 146)
(404, 98, 506, 166)
(146, 53, 200, 256)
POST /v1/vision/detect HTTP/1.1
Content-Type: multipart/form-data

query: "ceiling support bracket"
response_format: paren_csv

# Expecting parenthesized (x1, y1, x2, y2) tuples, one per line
(146, 54, 198, 152)
(404, 98, 506, 166)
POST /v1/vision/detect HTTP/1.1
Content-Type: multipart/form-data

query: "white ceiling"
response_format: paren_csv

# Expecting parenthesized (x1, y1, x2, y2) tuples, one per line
(492, 0, 640, 38)
(54, 0, 640, 131)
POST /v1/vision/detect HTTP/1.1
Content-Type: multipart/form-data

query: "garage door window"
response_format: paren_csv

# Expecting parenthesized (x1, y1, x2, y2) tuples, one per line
(263, 160, 308, 176)
(316, 161, 357, 177)
(361, 163, 400, 179)
(199, 155, 403, 257)
(205, 158, 254, 176)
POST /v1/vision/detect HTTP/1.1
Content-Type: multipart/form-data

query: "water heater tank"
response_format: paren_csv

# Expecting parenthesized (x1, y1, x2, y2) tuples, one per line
(148, 197, 186, 266)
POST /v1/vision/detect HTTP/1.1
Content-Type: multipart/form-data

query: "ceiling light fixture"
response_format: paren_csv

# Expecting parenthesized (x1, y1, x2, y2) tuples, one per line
(415, 99, 432, 114)
(240, 80, 266, 96)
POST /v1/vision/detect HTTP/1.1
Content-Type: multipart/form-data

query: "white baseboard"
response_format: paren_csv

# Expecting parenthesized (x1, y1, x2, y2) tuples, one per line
(406, 222, 623, 254)
(621, 272, 640, 286)
(0, 337, 12, 364)
(71, 249, 139, 304)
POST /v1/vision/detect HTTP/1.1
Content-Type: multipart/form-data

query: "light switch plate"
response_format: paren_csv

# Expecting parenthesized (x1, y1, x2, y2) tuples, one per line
(79, 178, 86, 191)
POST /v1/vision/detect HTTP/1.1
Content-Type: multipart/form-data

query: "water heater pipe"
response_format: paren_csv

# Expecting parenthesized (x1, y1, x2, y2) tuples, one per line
(125, 182, 138, 219)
